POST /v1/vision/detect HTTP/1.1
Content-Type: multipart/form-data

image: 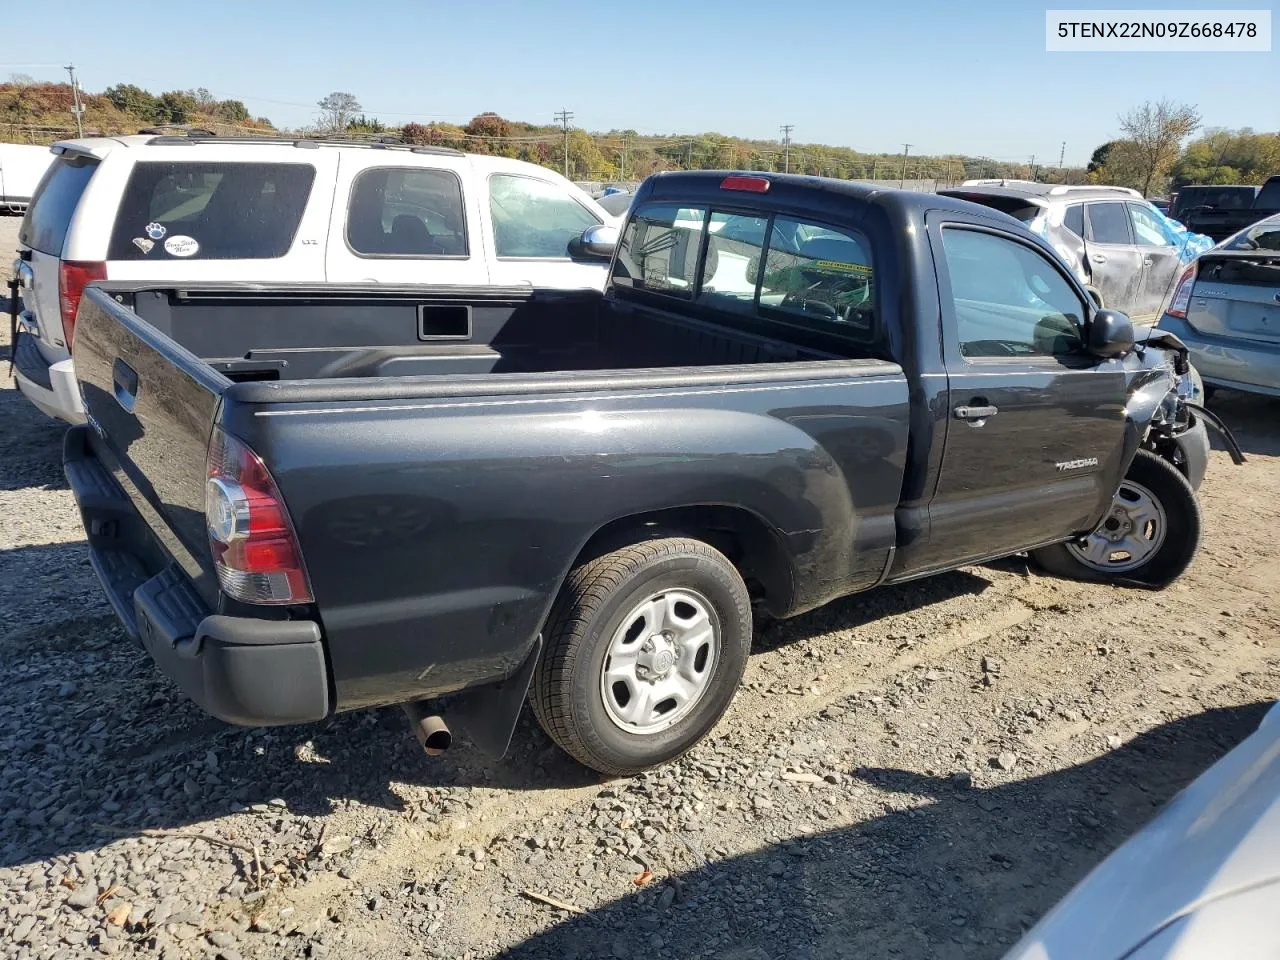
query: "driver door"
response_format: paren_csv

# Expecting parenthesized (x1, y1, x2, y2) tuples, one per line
(326, 153, 489, 284)
(917, 221, 1127, 572)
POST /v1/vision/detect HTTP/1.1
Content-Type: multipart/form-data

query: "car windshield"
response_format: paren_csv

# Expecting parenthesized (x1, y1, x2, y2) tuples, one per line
(1225, 215, 1280, 251)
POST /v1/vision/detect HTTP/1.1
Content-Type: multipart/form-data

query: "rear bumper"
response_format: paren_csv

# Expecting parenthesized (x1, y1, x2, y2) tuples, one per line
(1158, 315, 1280, 397)
(64, 425, 330, 725)
(13, 330, 86, 424)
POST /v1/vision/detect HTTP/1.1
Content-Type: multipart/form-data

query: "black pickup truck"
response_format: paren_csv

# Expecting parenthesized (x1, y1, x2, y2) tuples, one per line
(1179, 176, 1280, 243)
(66, 171, 1231, 776)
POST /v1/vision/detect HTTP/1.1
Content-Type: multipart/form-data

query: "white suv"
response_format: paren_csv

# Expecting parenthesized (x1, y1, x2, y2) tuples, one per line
(12, 133, 619, 424)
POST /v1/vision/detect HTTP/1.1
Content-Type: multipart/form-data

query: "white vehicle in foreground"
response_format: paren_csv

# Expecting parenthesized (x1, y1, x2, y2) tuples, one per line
(0, 143, 55, 214)
(1005, 700, 1280, 960)
(12, 133, 619, 424)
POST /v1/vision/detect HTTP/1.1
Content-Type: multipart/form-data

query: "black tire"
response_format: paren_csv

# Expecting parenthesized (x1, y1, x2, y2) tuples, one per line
(1032, 449, 1201, 588)
(530, 537, 751, 776)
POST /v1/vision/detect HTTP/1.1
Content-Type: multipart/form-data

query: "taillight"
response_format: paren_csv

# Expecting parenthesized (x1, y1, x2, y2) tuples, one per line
(206, 427, 312, 604)
(1165, 264, 1197, 319)
(721, 175, 770, 193)
(58, 260, 107, 349)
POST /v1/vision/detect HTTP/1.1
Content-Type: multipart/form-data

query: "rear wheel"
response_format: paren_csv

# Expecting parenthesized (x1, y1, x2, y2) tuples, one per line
(530, 538, 751, 776)
(1032, 449, 1201, 588)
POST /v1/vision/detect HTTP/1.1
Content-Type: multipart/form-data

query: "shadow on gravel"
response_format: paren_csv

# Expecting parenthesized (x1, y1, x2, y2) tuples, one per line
(0, 348, 69, 492)
(494, 702, 1271, 960)
(0, 561, 1000, 872)
(753, 569, 994, 655)
(1204, 390, 1280, 458)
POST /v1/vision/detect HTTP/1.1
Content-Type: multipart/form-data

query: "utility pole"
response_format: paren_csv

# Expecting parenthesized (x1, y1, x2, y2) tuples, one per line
(1058, 141, 1066, 169)
(553, 109, 573, 179)
(621, 133, 629, 180)
(1029, 154, 1037, 181)
(779, 124, 793, 173)
(64, 64, 84, 138)
(685, 139, 693, 169)
(899, 143, 911, 187)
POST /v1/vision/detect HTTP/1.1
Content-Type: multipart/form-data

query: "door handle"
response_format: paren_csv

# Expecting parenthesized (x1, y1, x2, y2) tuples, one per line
(954, 404, 998, 421)
(112, 358, 138, 413)
(1090, 254, 1108, 263)
(1143, 256, 1153, 266)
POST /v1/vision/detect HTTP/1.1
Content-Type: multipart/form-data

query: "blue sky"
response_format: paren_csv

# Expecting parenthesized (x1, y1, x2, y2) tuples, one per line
(8, 0, 1277, 164)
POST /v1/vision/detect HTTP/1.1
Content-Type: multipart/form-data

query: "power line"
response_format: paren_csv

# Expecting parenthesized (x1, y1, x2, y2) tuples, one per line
(553, 109, 573, 178)
(779, 124, 793, 173)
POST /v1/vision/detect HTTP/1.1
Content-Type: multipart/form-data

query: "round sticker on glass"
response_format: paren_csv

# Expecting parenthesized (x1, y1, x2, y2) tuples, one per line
(164, 235, 199, 258)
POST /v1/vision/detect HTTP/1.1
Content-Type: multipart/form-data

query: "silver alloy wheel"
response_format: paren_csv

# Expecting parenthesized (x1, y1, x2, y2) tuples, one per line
(600, 588, 720, 734)
(1066, 479, 1168, 573)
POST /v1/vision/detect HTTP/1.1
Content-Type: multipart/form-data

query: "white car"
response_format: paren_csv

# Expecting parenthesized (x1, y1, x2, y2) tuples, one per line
(12, 133, 619, 424)
(0, 143, 56, 214)
(1005, 700, 1280, 959)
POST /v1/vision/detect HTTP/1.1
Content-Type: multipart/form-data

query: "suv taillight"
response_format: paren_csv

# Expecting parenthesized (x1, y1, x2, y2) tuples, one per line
(206, 427, 312, 604)
(1165, 264, 1197, 319)
(58, 260, 107, 349)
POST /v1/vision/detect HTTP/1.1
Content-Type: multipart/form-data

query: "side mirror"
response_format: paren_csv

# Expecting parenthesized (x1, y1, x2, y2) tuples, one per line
(571, 224, 620, 261)
(1088, 308, 1135, 359)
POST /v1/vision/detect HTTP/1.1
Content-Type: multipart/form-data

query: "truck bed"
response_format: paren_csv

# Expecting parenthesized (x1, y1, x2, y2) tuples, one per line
(120, 283, 846, 384)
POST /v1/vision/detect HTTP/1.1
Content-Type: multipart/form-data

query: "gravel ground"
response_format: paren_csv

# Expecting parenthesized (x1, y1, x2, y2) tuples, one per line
(2, 211, 1279, 960)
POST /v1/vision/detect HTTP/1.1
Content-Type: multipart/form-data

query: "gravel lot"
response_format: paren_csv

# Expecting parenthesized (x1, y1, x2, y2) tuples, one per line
(2, 211, 1278, 960)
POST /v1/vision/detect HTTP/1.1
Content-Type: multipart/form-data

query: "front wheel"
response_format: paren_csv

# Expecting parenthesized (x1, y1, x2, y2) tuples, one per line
(530, 537, 752, 776)
(1032, 449, 1201, 588)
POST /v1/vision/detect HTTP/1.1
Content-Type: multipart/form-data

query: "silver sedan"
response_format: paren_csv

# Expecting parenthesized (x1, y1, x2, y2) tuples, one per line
(1157, 213, 1280, 397)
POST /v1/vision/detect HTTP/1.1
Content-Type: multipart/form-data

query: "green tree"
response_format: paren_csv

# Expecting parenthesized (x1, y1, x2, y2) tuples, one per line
(155, 90, 198, 124)
(104, 83, 158, 119)
(217, 99, 250, 123)
(1117, 99, 1201, 196)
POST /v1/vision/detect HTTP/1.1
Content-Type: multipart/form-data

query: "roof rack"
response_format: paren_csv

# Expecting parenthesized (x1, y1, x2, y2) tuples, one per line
(141, 129, 464, 156)
(1047, 184, 1142, 197)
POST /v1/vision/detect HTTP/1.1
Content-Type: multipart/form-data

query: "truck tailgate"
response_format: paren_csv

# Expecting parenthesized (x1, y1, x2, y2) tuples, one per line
(72, 285, 230, 604)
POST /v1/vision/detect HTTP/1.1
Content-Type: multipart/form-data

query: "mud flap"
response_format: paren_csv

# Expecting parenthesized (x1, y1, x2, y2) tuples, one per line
(448, 635, 543, 759)
(1184, 402, 1246, 465)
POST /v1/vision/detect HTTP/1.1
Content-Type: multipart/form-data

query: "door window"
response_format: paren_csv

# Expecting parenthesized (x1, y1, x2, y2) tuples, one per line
(941, 228, 1085, 359)
(346, 167, 467, 257)
(1128, 203, 1175, 247)
(488, 175, 599, 258)
(1063, 203, 1085, 239)
(1085, 202, 1131, 245)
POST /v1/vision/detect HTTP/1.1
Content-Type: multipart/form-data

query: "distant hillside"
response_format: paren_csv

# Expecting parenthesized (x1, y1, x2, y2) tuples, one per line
(0, 79, 1084, 186)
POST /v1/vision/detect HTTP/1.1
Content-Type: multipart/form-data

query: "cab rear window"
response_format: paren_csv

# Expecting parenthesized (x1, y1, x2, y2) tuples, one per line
(107, 162, 316, 261)
(19, 154, 99, 255)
